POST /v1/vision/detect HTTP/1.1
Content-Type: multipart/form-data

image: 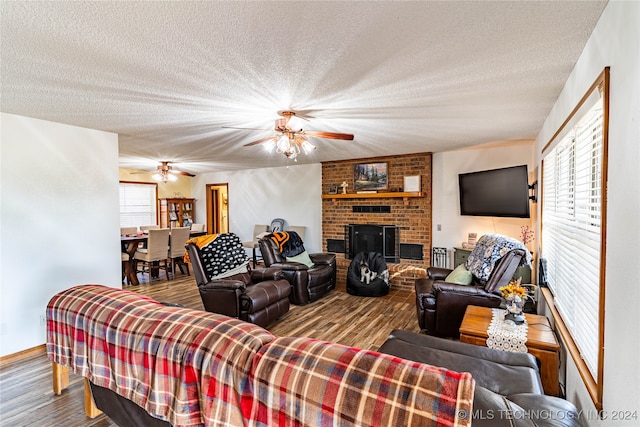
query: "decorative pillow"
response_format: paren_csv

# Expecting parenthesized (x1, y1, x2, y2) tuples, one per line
(286, 250, 314, 268)
(445, 264, 473, 285)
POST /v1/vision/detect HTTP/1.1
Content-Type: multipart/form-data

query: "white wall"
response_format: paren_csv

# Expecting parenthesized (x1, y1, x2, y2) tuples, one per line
(432, 142, 535, 266)
(535, 1, 640, 424)
(0, 113, 121, 357)
(191, 163, 323, 253)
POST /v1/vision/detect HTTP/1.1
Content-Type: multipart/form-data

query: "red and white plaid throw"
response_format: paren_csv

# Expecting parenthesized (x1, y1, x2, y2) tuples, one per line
(47, 285, 474, 427)
(242, 336, 474, 427)
(46, 284, 274, 426)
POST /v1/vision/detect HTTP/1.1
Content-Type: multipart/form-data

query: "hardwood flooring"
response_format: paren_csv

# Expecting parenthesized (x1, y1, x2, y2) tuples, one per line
(0, 272, 420, 426)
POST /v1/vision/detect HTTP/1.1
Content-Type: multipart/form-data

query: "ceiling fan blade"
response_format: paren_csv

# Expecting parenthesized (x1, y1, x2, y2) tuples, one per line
(172, 170, 196, 177)
(244, 136, 275, 147)
(222, 126, 271, 131)
(303, 130, 354, 140)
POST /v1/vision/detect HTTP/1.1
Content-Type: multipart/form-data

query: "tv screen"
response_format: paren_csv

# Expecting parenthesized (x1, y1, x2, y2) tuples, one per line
(459, 165, 530, 218)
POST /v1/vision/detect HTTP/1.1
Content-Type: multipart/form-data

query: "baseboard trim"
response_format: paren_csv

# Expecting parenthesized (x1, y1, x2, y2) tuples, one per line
(0, 344, 46, 366)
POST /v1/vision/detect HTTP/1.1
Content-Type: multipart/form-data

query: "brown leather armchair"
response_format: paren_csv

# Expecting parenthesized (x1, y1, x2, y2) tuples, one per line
(258, 237, 336, 305)
(187, 243, 290, 327)
(415, 247, 526, 337)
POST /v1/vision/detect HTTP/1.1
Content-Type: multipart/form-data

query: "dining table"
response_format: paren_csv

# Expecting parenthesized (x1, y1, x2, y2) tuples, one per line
(120, 235, 148, 286)
(121, 230, 207, 286)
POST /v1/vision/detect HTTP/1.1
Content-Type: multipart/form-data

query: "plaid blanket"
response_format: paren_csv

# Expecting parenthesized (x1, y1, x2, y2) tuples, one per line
(242, 336, 474, 427)
(46, 284, 274, 426)
(47, 285, 474, 427)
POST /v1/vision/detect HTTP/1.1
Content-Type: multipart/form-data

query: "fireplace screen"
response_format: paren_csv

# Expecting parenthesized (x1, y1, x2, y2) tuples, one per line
(347, 224, 399, 263)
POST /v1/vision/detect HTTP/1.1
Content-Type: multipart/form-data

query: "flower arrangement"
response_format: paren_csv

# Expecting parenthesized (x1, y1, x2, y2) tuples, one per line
(500, 277, 527, 324)
(499, 277, 527, 300)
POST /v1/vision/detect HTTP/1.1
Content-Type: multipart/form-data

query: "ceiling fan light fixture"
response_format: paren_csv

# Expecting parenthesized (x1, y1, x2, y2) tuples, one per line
(300, 138, 316, 154)
(152, 170, 178, 182)
(263, 138, 276, 153)
(276, 134, 290, 152)
(240, 110, 353, 161)
(274, 133, 300, 160)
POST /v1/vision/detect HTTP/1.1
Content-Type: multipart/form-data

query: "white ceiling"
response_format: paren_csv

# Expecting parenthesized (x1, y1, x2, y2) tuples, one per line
(1, 1, 607, 174)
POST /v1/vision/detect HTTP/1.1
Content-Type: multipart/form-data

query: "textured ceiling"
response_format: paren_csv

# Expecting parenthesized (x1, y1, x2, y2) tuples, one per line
(1, 1, 607, 174)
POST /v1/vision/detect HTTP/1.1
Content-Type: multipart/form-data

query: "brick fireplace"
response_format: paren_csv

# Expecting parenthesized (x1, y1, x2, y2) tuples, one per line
(321, 153, 432, 291)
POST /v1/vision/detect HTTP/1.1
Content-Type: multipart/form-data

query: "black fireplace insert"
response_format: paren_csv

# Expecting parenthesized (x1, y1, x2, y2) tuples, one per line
(346, 224, 399, 263)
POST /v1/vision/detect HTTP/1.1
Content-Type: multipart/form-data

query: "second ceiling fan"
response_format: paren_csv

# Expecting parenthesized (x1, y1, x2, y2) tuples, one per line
(150, 161, 195, 182)
(229, 111, 354, 160)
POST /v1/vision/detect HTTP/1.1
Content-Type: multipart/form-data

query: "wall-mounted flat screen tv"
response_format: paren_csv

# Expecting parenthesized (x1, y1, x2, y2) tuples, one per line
(459, 165, 530, 218)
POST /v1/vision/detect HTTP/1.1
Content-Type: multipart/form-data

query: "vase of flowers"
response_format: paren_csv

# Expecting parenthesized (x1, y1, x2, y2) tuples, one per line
(500, 277, 527, 324)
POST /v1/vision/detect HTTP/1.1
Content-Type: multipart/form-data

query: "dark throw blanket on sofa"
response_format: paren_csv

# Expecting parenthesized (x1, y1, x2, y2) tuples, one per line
(268, 231, 305, 257)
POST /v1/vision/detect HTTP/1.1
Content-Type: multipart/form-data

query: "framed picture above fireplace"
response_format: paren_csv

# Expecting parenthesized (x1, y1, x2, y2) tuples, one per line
(353, 162, 388, 191)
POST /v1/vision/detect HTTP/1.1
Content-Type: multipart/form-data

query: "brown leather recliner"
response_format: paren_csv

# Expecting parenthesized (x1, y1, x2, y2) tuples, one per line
(258, 237, 336, 305)
(415, 247, 526, 337)
(187, 243, 290, 327)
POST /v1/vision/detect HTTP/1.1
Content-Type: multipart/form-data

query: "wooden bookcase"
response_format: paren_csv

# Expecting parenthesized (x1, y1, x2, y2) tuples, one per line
(159, 198, 195, 229)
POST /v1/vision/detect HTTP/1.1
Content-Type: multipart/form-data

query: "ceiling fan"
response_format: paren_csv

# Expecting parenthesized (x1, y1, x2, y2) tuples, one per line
(226, 111, 354, 160)
(130, 161, 195, 182)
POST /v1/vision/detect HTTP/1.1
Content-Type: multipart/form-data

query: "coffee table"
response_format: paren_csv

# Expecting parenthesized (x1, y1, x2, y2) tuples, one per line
(459, 305, 560, 396)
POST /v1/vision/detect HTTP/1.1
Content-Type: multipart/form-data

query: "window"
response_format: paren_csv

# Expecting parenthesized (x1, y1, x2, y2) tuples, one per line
(119, 182, 158, 227)
(541, 68, 608, 410)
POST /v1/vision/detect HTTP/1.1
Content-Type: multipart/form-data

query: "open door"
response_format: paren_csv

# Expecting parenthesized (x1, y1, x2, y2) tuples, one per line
(206, 183, 229, 234)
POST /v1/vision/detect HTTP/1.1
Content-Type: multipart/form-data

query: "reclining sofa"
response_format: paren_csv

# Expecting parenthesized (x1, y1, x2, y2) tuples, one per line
(47, 285, 473, 427)
(379, 330, 582, 427)
(47, 285, 583, 427)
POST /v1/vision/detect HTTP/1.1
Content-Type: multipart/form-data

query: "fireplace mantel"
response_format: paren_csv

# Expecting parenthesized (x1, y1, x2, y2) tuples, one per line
(322, 191, 423, 205)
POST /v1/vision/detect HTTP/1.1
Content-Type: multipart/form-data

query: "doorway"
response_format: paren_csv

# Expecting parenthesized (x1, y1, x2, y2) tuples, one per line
(206, 183, 229, 234)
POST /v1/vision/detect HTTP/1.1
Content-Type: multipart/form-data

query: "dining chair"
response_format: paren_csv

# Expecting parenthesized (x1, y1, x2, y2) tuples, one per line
(288, 225, 306, 242)
(167, 227, 191, 279)
(120, 226, 137, 236)
(138, 225, 160, 249)
(242, 224, 270, 267)
(134, 228, 171, 282)
(190, 223, 206, 232)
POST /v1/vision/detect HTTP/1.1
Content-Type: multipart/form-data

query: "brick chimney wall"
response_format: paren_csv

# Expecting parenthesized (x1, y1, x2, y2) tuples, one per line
(321, 153, 433, 291)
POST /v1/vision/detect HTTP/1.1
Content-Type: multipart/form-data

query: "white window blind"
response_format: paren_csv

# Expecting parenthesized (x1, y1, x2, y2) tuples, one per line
(542, 100, 604, 379)
(119, 183, 157, 227)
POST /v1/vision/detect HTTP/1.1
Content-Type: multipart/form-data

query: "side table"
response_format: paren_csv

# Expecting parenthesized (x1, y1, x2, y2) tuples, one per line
(459, 305, 560, 396)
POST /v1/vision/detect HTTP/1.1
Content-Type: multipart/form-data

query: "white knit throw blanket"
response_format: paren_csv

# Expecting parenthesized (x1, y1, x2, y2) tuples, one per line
(486, 308, 528, 353)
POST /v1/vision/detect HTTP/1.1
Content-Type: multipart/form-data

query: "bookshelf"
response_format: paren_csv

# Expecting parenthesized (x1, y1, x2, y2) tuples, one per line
(159, 198, 195, 228)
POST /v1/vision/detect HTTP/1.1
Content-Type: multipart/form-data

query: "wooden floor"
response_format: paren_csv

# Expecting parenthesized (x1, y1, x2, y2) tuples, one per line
(0, 271, 420, 426)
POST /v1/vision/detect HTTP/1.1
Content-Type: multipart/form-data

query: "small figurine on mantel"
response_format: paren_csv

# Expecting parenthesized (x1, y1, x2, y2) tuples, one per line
(340, 181, 349, 194)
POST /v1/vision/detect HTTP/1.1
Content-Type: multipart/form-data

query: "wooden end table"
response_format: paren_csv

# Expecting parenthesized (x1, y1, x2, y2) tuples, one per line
(459, 305, 560, 396)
